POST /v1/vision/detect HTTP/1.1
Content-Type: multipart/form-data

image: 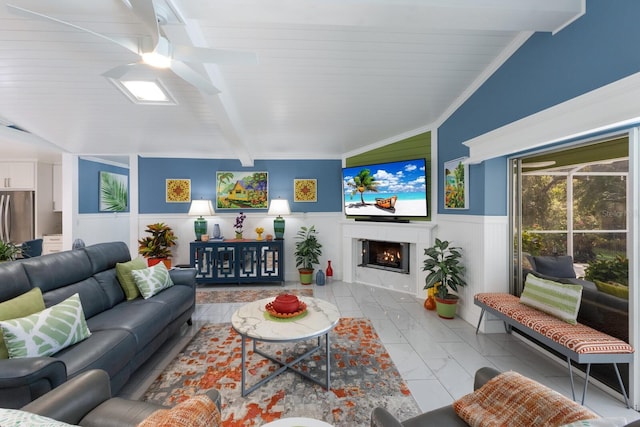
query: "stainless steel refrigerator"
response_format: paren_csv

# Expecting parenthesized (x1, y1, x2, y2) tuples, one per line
(0, 191, 35, 243)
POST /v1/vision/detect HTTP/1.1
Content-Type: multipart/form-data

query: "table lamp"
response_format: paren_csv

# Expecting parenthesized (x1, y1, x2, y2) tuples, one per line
(267, 198, 290, 240)
(188, 199, 215, 241)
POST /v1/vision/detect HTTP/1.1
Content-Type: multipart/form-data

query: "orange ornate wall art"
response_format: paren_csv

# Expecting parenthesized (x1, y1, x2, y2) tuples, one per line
(166, 179, 191, 203)
(294, 179, 317, 202)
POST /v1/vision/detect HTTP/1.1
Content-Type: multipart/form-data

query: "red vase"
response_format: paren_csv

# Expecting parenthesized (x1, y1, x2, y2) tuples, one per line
(326, 260, 333, 282)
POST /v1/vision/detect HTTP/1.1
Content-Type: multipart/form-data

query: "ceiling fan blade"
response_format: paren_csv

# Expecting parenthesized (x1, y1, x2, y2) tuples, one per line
(170, 61, 220, 95)
(125, 0, 159, 53)
(102, 63, 139, 80)
(7, 4, 140, 55)
(172, 45, 258, 65)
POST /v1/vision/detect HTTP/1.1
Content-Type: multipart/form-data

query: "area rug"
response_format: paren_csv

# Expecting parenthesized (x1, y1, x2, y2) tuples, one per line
(143, 318, 420, 426)
(195, 288, 313, 304)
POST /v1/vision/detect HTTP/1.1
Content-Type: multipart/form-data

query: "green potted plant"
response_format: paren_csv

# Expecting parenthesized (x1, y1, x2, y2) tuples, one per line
(422, 238, 467, 319)
(138, 223, 177, 268)
(0, 241, 22, 261)
(294, 225, 322, 285)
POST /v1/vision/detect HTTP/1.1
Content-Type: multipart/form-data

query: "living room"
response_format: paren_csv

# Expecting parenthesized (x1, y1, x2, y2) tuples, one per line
(1, 0, 640, 424)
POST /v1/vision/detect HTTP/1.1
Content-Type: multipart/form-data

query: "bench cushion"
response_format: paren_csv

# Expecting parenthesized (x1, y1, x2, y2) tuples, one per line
(475, 293, 634, 355)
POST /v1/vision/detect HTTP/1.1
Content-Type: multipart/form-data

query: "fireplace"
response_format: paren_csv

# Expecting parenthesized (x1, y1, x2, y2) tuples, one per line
(360, 239, 409, 274)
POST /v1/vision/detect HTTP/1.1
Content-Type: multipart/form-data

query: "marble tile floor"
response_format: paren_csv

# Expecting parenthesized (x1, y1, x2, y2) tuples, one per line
(120, 280, 639, 422)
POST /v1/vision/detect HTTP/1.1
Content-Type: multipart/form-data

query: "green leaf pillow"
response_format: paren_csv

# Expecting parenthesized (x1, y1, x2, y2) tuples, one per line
(116, 257, 147, 300)
(131, 262, 174, 299)
(0, 293, 91, 358)
(0, 408, 77, 426)
(0, 288, 46, 359)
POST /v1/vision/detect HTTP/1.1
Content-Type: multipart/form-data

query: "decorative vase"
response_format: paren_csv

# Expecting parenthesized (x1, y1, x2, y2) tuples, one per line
(299, 268, 314, 285)
(148, 258, 171, 269)
(326, 260, 333, 283)
(212, 224, 221, 239)
(424, 287, 436, 310)
(316, 269, 325, 286)
(256, 231, 263, 240)
(235, 231, 243, 240)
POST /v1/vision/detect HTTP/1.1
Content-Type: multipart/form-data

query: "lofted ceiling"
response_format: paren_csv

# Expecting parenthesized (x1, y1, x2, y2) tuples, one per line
(0, 0, 584, 165)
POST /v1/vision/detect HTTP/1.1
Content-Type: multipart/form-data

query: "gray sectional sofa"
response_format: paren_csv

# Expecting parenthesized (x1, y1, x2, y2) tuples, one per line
(0, 241, 197, 409)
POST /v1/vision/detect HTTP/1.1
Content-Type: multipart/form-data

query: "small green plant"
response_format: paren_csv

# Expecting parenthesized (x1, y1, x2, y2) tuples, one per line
(423, 238, 467, 299)
(0, 241, 22, 261)
(138, 223, 177, 259)
(584, 255, 628, 286)
(294, 225, 322, 270)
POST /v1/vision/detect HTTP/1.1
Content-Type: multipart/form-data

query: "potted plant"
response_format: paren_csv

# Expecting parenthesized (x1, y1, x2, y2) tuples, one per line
(138, 223, 177, 268)
(422, 238, 467, 319)
(0, 241, 22, 261)
(294, 225, 322, 285)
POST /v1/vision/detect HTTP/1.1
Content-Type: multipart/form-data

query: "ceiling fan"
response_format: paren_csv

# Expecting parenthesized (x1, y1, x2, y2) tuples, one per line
(7, 0, 257, 95)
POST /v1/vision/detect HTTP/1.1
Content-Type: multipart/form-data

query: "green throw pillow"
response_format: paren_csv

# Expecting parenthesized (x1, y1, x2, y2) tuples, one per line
(0, 293, 91, 358)
(0, 408, 77, 426)
(116, 257, 147, 300)
(0, 288, 45, 359)
(594, 280, 629, 300)
(520, 274, 583, 324)
(131, 262, 174, 299)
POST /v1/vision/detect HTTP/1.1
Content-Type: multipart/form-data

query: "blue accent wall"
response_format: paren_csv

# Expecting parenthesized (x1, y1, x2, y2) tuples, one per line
(438, 0, 640, 215)
(138, 158, 342, 213)
(78, 158, 130, 213)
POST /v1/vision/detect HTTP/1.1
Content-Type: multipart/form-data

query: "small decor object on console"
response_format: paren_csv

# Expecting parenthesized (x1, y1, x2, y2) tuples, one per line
(234, 212, 246, 239)
(255, 227, 264, 241)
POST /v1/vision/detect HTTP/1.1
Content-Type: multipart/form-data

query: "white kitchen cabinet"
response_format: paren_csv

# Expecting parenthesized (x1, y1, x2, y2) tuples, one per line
(0, 161, 36, 189)
(53, 163, 62, 212)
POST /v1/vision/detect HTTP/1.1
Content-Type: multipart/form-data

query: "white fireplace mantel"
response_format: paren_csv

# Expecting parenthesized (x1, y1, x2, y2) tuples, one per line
(341, 220, 437, 297)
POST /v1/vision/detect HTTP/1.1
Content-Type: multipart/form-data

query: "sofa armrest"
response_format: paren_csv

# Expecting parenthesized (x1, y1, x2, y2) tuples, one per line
(169, 268, 197, 288)
(474, 367, 501, 390)
(22, 369, 111, 425)
(0, 358, 67, 408)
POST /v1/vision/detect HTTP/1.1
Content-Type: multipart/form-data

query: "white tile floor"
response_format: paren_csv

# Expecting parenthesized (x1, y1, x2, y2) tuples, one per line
(121, 280, 640, 422)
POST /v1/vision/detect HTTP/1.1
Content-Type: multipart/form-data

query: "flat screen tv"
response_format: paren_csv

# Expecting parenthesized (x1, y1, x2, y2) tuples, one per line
(342, 158, 428, 219)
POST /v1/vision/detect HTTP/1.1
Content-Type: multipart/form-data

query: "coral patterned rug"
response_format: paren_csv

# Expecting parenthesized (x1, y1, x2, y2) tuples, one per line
(143, 318, 420, 426)
(195, 288, 313, 304)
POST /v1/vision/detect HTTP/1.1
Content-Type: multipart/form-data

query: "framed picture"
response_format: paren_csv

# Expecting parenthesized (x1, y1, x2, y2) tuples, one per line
(99, 171, 128, 212)
(444, 157, 469, 209)
(216, 171, 268, 209)
(166, 179, 191, 203)
(294, 179, 317, 202)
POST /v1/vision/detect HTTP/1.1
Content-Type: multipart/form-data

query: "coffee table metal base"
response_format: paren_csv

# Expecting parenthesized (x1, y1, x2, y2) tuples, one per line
(240, 332, 331, 396)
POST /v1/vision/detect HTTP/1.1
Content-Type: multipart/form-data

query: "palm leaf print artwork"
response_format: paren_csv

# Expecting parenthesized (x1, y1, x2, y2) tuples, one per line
(100, 171, 128, 212)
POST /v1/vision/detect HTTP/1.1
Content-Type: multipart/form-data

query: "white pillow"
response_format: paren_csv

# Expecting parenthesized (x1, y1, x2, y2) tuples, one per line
(0, 293, 91, 358)
(0, 408, 77, 426)
(520, 274, 582, 324)
(131, 262, 174, 299)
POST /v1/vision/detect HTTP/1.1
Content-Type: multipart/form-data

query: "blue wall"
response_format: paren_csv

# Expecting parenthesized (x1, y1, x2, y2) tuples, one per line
(438, 0, 640, 215)
(78, 158, 130, 213)
(138, 157, 342, 213)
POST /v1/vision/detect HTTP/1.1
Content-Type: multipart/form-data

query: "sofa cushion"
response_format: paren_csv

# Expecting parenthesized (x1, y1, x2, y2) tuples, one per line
(0, 288, 45, 359)
(137, 394, 221, 427)
(520, 273, 583, 324)
(131, 263, 174, 299)
(0, 293, 91, 358)
(21, 250, 93, 293)
(83, 241, 131, 275)
(453, 370, 598, 426)
(0, 408, 76, 426)
(594, 280, 629, 300)
(532, 255, 576, 278)
(116, 257, 147, 300)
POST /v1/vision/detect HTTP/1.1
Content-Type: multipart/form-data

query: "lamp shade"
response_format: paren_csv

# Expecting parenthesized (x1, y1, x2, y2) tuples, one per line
(188, 200, 214, 241)
(267, 199, 291, 216)
(268, 198, 290, 240)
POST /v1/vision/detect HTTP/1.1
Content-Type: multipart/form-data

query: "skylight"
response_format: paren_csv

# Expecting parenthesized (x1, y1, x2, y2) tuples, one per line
(108, 78, 176, 105)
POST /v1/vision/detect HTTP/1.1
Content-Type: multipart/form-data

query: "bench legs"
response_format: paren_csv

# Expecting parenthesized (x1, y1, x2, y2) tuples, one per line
(475, 308, 512, 335)
(567, 358, 630, 409)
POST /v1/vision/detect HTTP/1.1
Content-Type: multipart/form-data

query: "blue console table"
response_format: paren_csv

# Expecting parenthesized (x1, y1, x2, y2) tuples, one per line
(190, 239, 284, 285)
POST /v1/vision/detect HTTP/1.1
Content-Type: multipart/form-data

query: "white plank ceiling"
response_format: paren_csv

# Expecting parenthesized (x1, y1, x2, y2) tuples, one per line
(0, 0, 584, 164)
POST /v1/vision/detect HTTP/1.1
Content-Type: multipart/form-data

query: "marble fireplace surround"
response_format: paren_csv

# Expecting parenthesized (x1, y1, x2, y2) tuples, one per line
(341, 221, 436, 297)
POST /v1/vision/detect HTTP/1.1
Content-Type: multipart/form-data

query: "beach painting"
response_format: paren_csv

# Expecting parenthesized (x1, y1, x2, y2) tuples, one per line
(343, 159, 428, 217)
(444, 158, 468, 209)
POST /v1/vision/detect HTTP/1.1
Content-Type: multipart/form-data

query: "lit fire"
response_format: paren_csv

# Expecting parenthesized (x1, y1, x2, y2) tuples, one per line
(376, 250, 401, 266)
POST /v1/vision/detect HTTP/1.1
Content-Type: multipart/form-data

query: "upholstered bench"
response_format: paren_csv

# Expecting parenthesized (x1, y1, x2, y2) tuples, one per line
(474, 292, 634, 408)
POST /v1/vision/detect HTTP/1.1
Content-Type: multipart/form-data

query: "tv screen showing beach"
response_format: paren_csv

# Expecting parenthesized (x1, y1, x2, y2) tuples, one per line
(342, 158, 428, 217)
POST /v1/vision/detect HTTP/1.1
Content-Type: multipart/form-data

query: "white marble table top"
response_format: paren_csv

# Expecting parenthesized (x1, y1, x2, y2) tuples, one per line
(231, 297, 340, 342)
(261, 417, 333, 427)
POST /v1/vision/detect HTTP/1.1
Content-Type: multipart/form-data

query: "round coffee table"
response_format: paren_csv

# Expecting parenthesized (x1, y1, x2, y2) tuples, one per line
(231, 296, 340, 396)
(261, 417, 333, 427)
